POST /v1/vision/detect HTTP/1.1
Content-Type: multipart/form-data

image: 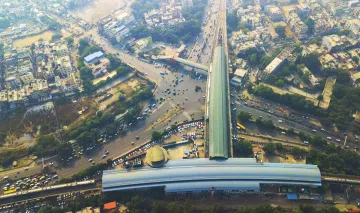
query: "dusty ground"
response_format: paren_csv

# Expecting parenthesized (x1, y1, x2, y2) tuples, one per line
(96, 76, 146, 108)
(167, 144, 194, 160)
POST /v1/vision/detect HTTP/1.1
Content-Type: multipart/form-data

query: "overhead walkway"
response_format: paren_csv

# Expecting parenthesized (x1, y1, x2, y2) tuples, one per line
(208, 46, 229, 159)
(174, 57, 209, 71)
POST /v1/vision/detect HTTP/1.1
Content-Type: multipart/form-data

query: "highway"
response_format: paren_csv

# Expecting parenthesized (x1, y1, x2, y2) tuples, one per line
(230, 93, 356, 148)
(187, 0, 220, 64)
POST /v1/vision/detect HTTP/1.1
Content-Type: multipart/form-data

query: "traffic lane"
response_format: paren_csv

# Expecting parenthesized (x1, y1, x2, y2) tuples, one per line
(233, 103, 346, 145)
(237, 98, 348, 142)
(248, 96, 328, 131)
(56, 82, 205, 178)
(89, 34, 165, 85)
(57, 101, 204, 179)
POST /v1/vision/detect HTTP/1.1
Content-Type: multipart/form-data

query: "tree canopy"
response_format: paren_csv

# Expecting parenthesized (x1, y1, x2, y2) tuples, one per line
(275, 25, 286, 38)
(238, 110, 251, 121)
(0, 18, 10, 29)
(233, 140, 253, 157)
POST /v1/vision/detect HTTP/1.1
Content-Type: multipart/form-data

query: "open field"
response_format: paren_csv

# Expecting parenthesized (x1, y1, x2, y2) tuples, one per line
(96, 76, 148, 108)
(0, 98, 98, 148)
(285, 26, 294, 37)
(13, 31, 55, 48)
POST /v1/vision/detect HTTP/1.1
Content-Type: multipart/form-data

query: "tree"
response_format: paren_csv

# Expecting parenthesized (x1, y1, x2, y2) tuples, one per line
(263, 143, 275, 155)
(38, 206, 63, 213)
(32, 135, 61, 157)
(76, 131, 95, 147)
(66, 37, 74, 46)
(57, 142, 73, 159)
(317, 94, 323, 101)
(291, 147, 307, 156)
(151, 131, 162, 141)
(233, 140, 253, 157)
(304, 18, 315, 35)
(0, 18, 10, 29)
(310, 135, 327, 147)
(352, 56, 359, 64)
(275, 143, 284, 153)
(275, 25, 286, 38)
(152, 201, 168, 213)
(51, 34, 63, 41)
(227, 11, 239, 32)
(147, 36, 153, 46)
(238, 111, 251, 121)
(126, 195, 148, 213)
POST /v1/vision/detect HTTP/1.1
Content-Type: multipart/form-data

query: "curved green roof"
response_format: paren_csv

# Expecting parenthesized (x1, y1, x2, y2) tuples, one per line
(209, 46, 229, 159)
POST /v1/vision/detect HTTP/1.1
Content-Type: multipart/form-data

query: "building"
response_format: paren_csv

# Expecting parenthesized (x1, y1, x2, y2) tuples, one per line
(5, 76, 22, 89)
(230, 68, 248, 86)
(144, 5, 184, 28)
(345, 19, 360, 34)
(351, 72, 360, 84)
(84, 51, 105, 65)
(301, 66, 319, 87)
(322, 35, 353, 53)
(319, 54, 338, 69)
(266, 6, 283, 22)
(102, 158, 322, 194)
(349, 0, 360, 7)
(262, 46, 295, 80)
(89, 57, 110, 78)
(286, 11, 308, 39)
(19, 72, 34, 84)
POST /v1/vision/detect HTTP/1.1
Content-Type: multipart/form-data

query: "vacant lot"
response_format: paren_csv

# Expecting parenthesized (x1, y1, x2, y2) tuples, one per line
(13, 31, 55, 48)
(0, 98, 98, 148)
(96, 76, 148, 108)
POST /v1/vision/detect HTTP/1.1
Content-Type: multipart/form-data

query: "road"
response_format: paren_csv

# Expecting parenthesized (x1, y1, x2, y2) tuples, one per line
(229, 89, 358, 149)
(187, 0, 220, 64)
(1, 25, 207, 182)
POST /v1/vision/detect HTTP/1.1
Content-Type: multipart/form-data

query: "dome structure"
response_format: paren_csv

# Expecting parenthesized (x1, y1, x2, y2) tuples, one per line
(145, 146, 169, 168)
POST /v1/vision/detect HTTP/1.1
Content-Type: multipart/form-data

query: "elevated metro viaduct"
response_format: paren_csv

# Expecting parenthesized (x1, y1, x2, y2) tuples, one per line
(208, 46, 229, 159)
(102, 46, 323, 194)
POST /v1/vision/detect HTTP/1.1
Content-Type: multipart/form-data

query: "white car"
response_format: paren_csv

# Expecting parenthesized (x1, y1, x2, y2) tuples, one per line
(278, 120, 283, 123)
(336, 139, 341, 142)
(326, 137, 332, 140)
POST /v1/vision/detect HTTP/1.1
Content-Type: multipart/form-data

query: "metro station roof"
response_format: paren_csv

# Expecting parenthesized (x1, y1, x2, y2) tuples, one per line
(102, 158, 322, 193)
(209, 46, 229, 158)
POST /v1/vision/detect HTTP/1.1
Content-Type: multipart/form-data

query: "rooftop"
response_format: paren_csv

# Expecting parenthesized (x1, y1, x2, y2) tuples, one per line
(102, 158, 322, 193)
(84, 51, 104, 63)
